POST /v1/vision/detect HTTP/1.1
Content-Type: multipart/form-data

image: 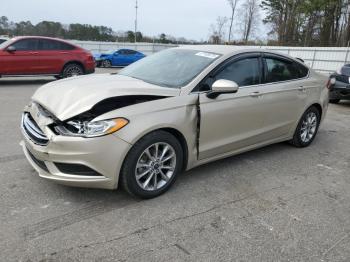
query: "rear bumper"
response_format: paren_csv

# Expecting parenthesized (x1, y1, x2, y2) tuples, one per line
(85, 61, 96, 74)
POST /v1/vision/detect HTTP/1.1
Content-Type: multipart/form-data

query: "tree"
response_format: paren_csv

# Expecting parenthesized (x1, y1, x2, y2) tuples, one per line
(227, 0, 240, 42)
(261, 0, 350, 46)
(209, 16, 228, 44)
(126, 31, 135, 42)
(241, 0, 260, 43)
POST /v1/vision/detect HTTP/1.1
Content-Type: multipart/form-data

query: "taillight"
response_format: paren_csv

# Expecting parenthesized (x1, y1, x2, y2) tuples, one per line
(87, 55, 94, 61)
(326, 78, 336, 90)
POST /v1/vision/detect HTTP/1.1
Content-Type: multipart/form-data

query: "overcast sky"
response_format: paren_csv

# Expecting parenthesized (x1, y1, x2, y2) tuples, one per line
(2, 0, 268, 41)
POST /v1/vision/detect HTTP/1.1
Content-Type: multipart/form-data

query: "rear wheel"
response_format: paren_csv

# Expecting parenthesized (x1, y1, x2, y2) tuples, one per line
(329, 99, 340, 104)
(62, 63, 84, 78)
(290, 106, 320, 147)
(121, 131, 183, 199)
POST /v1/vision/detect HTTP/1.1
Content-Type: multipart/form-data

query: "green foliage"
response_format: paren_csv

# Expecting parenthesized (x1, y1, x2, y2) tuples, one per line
(261, 0, 350, 46)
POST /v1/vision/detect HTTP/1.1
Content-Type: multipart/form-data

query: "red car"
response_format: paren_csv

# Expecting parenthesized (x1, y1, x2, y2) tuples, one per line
(0, 36, 95, 79)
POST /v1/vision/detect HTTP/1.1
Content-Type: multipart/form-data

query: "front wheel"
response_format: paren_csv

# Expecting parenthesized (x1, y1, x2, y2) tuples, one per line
(102, 60, 112, 68)
(290, 106, 320, 147)
(120, 131, 183, 199)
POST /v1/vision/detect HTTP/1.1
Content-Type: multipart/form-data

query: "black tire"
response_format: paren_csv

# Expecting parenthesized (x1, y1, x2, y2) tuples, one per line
(120, 130, 183, 199)
(62, 63, 84, 78)
(329, 99, 340, 104)
(290, 106, 321, 148)
(102, 60, 112, 68)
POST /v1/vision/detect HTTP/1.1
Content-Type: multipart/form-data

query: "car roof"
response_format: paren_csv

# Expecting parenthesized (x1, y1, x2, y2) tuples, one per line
(176, 45, 299, 61)
(10, 36, 78, 46)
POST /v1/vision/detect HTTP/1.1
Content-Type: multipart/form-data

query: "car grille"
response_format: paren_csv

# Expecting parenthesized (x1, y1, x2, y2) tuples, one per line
(21, 113, 49, 146)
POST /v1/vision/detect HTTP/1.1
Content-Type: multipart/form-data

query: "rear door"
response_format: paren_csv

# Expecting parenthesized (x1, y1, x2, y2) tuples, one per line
(258, 54, 309, 139)
(198, 53, 273, 160)
(3, 39, 40, 75)
(37, 39, 73, 74)
(124, 50, 138, 64)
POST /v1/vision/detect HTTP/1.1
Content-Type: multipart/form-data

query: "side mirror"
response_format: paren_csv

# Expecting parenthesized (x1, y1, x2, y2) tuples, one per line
(6, 46, 16, 52)
(114, 53, 119, 56)
(206, 79, 239, 99)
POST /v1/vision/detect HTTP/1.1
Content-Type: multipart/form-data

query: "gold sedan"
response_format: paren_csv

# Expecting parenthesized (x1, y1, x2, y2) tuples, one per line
(20, 46, 329, 198)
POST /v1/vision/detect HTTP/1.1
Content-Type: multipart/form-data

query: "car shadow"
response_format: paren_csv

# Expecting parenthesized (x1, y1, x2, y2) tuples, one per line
(0, 78, 55, 86)
(51, 141, 292, 205)
(338, 100, 350, 107)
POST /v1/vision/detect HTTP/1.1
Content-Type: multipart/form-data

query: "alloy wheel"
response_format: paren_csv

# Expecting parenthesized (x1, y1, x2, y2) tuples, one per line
(300, 112, 318, 143)
(135, 142, 177, 191)
(65, 65, 83, 77)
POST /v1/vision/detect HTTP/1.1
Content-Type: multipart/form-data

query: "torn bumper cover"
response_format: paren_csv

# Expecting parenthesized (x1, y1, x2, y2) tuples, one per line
(20, 106, 132, 190)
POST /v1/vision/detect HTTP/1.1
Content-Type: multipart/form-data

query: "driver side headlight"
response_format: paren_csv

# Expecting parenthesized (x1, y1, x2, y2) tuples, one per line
(54, 118, 129, 138)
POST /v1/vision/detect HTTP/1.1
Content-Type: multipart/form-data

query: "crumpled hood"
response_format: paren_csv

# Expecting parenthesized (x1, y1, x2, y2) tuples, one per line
(32, 74, 180, 121)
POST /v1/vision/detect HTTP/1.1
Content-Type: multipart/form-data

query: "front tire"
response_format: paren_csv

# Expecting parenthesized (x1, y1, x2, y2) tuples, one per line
(102, 60, 112, 68)
(120, 131, 183, 199)
(290, 106, 320, 148)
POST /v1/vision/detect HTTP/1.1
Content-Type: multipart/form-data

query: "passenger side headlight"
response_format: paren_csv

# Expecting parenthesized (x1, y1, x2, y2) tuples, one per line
(55, 118, 129, 138)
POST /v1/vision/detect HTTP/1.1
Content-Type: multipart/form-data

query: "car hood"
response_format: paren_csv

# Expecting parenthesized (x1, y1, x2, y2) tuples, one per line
(32, 74, 180, 121)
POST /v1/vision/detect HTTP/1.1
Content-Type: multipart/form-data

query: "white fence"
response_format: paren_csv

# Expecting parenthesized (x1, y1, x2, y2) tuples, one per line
(259, 46, 350, 74)
(71, 40, 350, 74)
(70, 40, 177, 56)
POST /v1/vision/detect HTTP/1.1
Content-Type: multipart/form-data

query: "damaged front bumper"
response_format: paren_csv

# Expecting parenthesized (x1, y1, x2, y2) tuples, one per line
(20, 105, 132, 190)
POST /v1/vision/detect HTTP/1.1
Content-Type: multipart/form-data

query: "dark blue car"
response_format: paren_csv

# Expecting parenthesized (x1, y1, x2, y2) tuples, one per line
(94, 49, 145, 67)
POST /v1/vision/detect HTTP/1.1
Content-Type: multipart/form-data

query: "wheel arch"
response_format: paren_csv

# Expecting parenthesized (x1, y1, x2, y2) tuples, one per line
(159, 127, 189, 172)
(309, 103, 323, 118)
(118, 127, 189, 187)
(61, 60, 86, 74)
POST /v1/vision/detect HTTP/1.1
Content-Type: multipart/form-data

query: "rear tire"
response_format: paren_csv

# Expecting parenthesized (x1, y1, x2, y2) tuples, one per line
(62, 63, 84, 78)
(120, 131, 183, 199)
(329, 99, 340, 104)
(290, 106, 320, 148)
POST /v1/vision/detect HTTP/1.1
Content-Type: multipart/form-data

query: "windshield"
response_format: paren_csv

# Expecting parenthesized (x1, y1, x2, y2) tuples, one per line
(102, 50, 115, 54)
(0, 39, 12, 49)
(119, 49, 221, 88)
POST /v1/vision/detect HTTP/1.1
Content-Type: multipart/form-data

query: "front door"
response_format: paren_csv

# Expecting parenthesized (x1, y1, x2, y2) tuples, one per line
(2, 38, 40, 75)
(198, 54, 271, 160)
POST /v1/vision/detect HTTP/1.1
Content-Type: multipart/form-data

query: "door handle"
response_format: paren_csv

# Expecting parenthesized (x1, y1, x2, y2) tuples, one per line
(29, 52, 38, 55)
(250, 91, 262, 98)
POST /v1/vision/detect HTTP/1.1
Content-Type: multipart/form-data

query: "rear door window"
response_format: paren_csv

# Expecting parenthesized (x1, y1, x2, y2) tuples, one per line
(38, 39, 60, 50)
(264, 57, 300, 83)
(38, 39, 75, 51)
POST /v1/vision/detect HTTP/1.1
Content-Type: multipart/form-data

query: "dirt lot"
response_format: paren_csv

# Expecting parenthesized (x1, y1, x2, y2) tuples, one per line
(0, 69, 349, 262)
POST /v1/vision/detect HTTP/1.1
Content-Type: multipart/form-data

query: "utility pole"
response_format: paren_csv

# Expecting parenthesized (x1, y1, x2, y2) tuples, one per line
(134, 0, 138, 43)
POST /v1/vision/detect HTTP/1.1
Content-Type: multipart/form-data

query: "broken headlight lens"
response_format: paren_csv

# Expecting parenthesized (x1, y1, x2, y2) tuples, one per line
(54, 118, 129, 138)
